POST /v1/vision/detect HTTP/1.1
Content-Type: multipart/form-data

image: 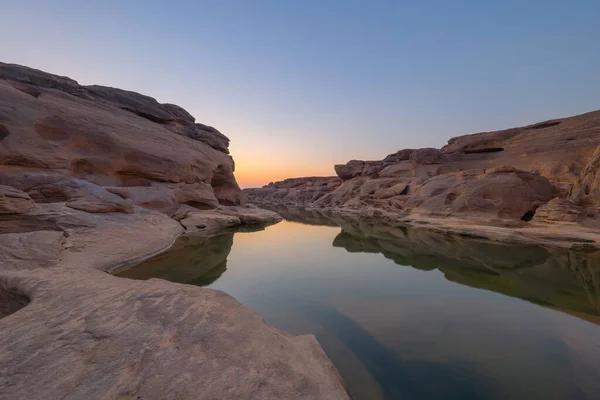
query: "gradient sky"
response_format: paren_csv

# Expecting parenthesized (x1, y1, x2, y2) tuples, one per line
(1, 1, 599, 187)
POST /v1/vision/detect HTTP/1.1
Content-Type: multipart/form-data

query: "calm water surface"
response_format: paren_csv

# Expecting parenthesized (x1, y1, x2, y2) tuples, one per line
(118, 209, 600, 400)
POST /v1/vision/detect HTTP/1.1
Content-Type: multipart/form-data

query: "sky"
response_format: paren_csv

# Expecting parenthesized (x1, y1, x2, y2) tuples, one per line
(1, 1, 599, 187)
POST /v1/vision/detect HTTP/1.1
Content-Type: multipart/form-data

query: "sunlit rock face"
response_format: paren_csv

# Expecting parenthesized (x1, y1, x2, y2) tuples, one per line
(0, 62, 246, 214)
(246, 109, 600, 229)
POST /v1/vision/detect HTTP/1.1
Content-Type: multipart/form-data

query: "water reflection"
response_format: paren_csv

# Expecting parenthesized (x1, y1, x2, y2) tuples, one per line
(118, 232, 232, 285)
(332, 218, 600, 323)
(116, 206, 600, 400)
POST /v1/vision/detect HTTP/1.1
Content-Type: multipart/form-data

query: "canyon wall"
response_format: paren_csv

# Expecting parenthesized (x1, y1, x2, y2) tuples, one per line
(246, 110, 600, 233)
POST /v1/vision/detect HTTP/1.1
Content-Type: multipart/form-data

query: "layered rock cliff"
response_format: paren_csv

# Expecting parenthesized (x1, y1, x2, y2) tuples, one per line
(0, 63, 349, 399)
(246, 110, 600, 246)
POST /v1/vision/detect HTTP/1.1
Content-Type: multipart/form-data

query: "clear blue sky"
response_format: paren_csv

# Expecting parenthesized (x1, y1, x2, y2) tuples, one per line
(2, 0, 599, 186)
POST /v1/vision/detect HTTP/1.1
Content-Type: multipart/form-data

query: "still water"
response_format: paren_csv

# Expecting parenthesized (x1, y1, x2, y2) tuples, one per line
(117, 208, 600, 400)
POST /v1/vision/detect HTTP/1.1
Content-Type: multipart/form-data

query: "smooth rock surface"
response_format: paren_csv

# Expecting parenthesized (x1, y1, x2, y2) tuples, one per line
(0, 267, 349, 400)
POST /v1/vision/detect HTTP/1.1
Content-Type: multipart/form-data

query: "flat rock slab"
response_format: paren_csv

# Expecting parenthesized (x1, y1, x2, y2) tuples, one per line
(0, 268, 348, 400)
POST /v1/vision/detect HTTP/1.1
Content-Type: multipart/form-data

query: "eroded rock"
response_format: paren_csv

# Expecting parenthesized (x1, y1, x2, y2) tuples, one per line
(0, 185, 35, 214)
(246, 109, 600, 235)
(534, 198, 583, 223)
(0, 63, 348, 399)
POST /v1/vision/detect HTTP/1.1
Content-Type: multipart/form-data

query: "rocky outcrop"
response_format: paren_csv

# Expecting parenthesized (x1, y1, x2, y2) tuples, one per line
(246, 176, 342, 206)
(246, 111, 600, 244)
(533, 198, 583, 223)
(0, 185, 35, 214)
(570, 145, 600, 209)
(406, 166, 556, 220)
(0, 63, 349, 399)
(0, 62, 244, 210)
(247, 110, 600, 242)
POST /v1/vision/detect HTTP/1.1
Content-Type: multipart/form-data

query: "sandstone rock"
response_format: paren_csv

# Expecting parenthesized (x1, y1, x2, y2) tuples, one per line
(410, 168, 556, 219)
(247, 109, 600, 232)
(245, 177, 342, 207)
(181, 210, 242, 231)
(0, 185, 35, 214)
(409, 147, 442, 165)
(216, 204, 282, 225)
(570, 145, 600, 208)
(0, 63, 349, 399)
(533, 198, 582, 223)
(335, 160, 365, 180)
(264, 176, 341, 189)
(0, 265, 348, 400)
(0, 62, 244, 216)
(37, 178, 135, 213)
(334, 160, 383, 180)
(0, 230, 64, 270)
(374, 182, 409, 199)
(106, 185, 180, 215)
(382, 149, 415, 164)
(179, 205, 281, 232)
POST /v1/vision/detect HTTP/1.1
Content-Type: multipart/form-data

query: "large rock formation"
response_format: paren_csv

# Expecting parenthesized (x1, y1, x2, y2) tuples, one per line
(246, 110, 600, 244)
(0, 62, 244, 211)
(0, 63, 349, 399)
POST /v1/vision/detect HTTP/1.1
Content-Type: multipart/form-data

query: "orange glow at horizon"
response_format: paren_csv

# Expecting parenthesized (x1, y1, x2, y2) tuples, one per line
(227, 134, 339, 188)
(234, 163, 335, 188)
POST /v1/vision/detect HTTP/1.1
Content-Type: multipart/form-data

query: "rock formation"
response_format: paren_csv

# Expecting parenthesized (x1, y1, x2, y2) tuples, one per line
(0, 63, 349, 399)
(246, 110, 600, 246)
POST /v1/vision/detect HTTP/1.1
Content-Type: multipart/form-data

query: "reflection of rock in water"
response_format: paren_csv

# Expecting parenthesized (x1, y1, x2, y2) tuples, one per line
(333, 220, 600, 322)
(260, 204, 340, 227)
(0, 287, 29, 320)
(568, 251, 600, 314)
(116, 233, 233, 286)
(273, 205, 600, 324)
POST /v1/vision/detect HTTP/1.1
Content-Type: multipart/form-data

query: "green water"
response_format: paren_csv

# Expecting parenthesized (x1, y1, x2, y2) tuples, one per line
(117, 208, 600, 400)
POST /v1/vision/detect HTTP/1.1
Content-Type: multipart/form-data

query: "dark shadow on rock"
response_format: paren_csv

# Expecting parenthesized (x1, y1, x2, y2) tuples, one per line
(0, 287, 29, 320)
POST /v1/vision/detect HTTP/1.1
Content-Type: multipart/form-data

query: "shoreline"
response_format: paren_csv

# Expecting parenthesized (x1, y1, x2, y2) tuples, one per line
(0, 204, 350, 400)
(253, 202, 600, 251)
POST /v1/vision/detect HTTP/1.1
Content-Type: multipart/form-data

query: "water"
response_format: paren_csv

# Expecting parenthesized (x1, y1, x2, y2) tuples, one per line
(117, 208, 600, 400)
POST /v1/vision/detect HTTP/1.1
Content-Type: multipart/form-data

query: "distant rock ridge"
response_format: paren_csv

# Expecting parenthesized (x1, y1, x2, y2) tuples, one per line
(246, 109, 600, 243)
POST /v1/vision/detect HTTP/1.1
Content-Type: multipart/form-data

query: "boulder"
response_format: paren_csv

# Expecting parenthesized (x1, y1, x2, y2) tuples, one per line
(411, 168, 556, 219)
(533, 198, 583, 223)
(409, 147, 442, 165)
(334, 160, 365, 180)
(0, 185, 35, 214)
